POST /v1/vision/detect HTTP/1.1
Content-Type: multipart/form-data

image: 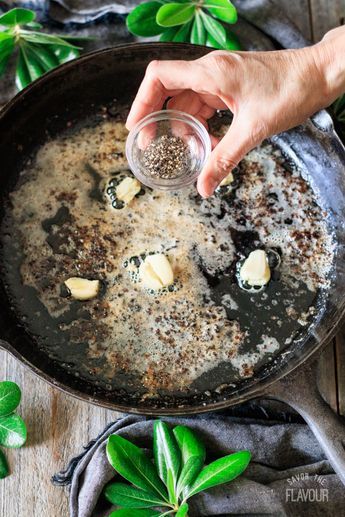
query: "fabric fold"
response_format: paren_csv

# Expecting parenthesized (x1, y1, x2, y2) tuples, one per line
(53, 414, 344, 517)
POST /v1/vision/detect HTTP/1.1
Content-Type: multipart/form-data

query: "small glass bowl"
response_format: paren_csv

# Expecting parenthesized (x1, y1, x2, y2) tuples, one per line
(126, 109, 211, 190)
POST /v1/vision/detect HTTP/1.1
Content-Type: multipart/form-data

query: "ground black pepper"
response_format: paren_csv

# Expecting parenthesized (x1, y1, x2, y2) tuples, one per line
(142, 134, 191, 179)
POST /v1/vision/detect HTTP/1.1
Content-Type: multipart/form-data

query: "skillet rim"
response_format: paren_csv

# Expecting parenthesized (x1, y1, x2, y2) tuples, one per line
(0, 42, 344, 414)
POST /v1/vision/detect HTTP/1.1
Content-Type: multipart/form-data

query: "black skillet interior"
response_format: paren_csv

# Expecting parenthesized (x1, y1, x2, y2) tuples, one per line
(0, 44, 345, 413)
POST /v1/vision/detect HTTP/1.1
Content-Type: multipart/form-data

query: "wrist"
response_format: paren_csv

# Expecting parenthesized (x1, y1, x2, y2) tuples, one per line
(312, 26, 345, 106)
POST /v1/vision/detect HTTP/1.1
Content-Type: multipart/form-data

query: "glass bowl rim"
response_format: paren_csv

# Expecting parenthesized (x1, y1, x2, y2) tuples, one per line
(125, 109, 212, 190)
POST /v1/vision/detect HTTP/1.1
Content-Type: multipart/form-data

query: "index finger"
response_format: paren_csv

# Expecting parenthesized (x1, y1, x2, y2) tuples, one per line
(126, 60, 199, 130)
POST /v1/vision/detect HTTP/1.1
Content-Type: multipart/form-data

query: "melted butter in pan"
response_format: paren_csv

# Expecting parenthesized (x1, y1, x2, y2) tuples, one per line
(0, 117, 335, 393)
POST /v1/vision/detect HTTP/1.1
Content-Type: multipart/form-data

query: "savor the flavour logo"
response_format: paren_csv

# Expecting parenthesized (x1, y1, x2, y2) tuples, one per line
(285, 473, 329, 503)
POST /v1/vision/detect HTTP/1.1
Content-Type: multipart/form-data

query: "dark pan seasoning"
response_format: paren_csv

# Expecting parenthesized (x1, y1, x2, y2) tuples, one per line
(0, 107, 335, 402)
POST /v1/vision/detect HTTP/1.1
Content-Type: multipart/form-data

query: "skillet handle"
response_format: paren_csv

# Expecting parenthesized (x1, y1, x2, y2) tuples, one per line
(263, 350, 345, 485)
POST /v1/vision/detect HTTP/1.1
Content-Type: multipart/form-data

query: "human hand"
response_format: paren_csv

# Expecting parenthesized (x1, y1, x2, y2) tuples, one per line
(126, 27, 345, 197)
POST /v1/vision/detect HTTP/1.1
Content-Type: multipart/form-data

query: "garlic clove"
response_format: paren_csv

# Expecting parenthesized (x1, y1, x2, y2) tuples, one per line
(139, 254, 174, 290)
(116, 177, 141, 204)
(220, 171, 234, 186)
(139, 262, 164, 290)
(64, 277, 100, 300)
(240, 250, 271, 286)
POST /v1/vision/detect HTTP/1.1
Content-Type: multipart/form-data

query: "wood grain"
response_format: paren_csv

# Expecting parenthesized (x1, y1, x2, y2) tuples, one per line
(0, 350, 121, 517)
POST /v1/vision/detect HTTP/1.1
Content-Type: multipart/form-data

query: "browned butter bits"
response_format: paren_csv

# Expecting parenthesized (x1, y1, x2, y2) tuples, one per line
(1, 117, 335, 392)
(142, 135, 192, 179)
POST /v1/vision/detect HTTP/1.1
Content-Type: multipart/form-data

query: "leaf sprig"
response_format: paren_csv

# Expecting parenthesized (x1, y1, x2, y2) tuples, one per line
(105, 420, 251, 516)
(0, 381, 27, 479)
(0, 8, 89, 91)
(126, 0, 241, 50)
(331, 94, 345, 142)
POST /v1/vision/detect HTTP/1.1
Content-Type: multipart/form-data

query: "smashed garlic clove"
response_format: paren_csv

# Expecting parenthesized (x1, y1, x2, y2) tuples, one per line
(116, 177, 141, 204)
(64, 277, 100, 300)
(139, 254, 174, 290)
(240, 250, 271, 287)
(220, 171, 234, 186)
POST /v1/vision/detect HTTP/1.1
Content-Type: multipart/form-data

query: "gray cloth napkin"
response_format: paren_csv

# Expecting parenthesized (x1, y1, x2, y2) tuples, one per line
(53, 413, 344, 517)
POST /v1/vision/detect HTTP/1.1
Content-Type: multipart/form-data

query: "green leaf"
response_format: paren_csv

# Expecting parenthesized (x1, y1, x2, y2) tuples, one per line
(173, 21, 192, 42)
(0, 8, 35, 27)
(16, 48, 31, 90)
(185, 451, 251, 498)
(176, 503, 189, 517)
(224, 29, 241, 50)
(126, 2, 163, 37)
(25, 21, 43, 29)
(108, 510, 161, 517)
(190, 12, 206, 45)
(333, 94, 345, 116)
(204, 0, 237, 24)
(200, 11, 226, 47)
(159, 27, 179, 42)
(26, 44, 59, 72)
(20, 31, 81, 50)
(106, 435, 168, 502)
(0, 382, 21, 417)
(206, 28, 241, 50)
(166, 468, 176, 504)
(0, 37, 15, 78)
(153, 421, 180, 501)
(0, 31, 15, 42)
(156, 3, 196, 27)
(0, 414, 27, 448)
(50, 45, 80, 64)
(173, 426, 205, 497)
(0, 449, 9, 479)
(104, 482, 168, 508)
(19, 44, 44, 82)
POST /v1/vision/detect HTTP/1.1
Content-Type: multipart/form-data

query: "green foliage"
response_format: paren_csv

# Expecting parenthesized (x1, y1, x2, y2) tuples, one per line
(109, 510, 161, 517)
(153, 421, 180, 503)
(0, 7, 90, 90)
(191, 13, 206, 45)
(200, 11, 226, 47)
(175, 503, 188, 516)
(204, 0, 237, 24)
(0, 449, 9, 479)
(0, 414, 27, 448)
(0, 381, 27, 480)
(156, 4, 196, 27)
(0, 8, 35, 26)
(127, 0, 240, 50)
(126, 2, 163, 37)
(331, 94, 345, 142)
(105, 420, 250, 516)
(105, 483, 166, 508)
(206, 29, 240, 50)
(173, 425, 205, 497)
(106, 434, 168, 501)
(0, 382, 21, 416)
(185, 450, 251, 498)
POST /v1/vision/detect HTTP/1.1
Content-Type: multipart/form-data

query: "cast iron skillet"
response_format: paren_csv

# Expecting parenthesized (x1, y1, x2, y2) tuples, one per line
(0, 43, 345, 483)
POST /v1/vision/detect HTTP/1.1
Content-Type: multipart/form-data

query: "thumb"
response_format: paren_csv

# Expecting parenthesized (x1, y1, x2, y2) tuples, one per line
(197, 117, 261, 198)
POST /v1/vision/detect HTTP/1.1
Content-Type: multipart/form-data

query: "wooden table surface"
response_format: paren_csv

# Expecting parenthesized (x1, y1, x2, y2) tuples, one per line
(0, 1, 344, 516)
